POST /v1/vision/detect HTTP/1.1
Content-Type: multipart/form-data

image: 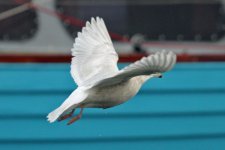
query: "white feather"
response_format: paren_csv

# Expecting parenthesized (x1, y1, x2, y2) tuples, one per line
(94, 50, 176, 87)
(71, 17, 119, 86)
(47, 87, 87, 123)
(47, 17, 177, 123)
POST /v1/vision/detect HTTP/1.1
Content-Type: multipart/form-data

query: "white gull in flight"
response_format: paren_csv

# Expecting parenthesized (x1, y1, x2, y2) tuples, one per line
(47, 17, 176, 125)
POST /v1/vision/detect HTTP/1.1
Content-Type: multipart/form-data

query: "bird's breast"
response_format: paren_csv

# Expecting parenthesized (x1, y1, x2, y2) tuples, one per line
(85, 77, 143, 108)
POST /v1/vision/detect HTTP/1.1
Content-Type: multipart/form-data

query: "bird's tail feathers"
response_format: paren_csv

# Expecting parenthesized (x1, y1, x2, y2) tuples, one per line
(47, 106, 65, 123)
(47, 88, 87, 123)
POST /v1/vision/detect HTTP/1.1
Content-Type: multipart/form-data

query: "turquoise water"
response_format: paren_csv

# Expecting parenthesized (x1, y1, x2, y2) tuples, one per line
(0, 62, 225, 150)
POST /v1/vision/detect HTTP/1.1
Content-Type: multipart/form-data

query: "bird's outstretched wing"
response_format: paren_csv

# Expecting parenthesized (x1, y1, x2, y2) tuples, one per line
(94, 50, 176, 87)
(71, 17, 119, 86)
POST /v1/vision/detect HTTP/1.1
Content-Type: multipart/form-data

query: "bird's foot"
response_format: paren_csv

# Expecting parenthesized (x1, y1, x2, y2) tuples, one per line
(67, 108, 83, 125)
(58, 109, 75, 122)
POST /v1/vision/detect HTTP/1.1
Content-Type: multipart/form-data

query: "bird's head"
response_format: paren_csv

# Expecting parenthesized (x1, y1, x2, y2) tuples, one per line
(151, 73, 163, 78)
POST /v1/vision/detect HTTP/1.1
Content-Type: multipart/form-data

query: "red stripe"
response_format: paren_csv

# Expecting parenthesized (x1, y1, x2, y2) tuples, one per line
(143, 42, 225, 51)
(1, 54, 225, 63)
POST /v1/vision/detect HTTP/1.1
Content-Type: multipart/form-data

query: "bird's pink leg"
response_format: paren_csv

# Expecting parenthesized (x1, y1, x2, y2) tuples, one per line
(67, 108, 84, 125)
(58, 109, 75, 122)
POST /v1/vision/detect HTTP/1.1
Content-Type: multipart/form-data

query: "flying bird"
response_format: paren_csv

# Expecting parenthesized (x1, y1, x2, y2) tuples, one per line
(47, 17, 176, 125)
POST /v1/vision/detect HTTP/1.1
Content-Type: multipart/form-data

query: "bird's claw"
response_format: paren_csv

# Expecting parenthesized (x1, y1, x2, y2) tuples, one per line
(58, 109, 75, 122)
(67, 107, 83, 125)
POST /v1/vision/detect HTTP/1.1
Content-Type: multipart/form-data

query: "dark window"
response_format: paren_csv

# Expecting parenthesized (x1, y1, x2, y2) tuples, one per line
(56, 0, 225, 42)
(0, 0, 38, 41)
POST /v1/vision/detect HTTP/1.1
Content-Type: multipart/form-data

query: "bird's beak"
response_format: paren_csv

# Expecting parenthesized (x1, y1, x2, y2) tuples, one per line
(152, 73, 163, 78)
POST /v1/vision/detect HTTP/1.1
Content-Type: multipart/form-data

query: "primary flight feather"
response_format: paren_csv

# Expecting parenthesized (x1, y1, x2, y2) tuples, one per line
(47, 17, 176, 125)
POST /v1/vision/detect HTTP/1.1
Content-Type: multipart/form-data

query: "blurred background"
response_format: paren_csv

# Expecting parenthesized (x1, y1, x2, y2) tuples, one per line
(1, 0, 225, 149)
